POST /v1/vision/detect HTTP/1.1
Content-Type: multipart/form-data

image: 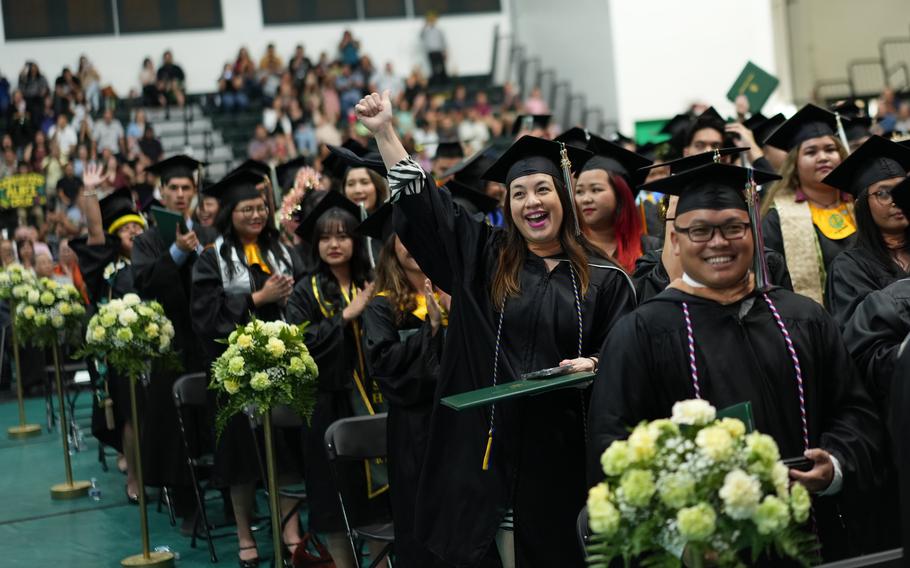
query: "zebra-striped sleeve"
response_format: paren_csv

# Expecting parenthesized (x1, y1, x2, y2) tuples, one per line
(386, 157, 427, 203)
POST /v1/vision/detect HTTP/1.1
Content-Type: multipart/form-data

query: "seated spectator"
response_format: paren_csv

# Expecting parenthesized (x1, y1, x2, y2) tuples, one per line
(0, 69, 9, 114)
(53, 239, 88, 301)
(140, 57, 162, 107)
(70, 90, 92, 134)
(289, 98, 317, 157)
(372, 62, 403, 100)
(263, 97, 292, 136)
(138, 125, 163, 163)
(48, 113, 78, 157)
(51, 165, 85, 239)
(473, 90, 492, 117)
(459, 107, 490, 154)
(523, 86, 550, 114)
(18, 62, 49, 124)
(338, 30, 361, 68)
(78, 55, 101, 112)
(14, 231, 35, 270)
(288, 44, 312, 87)
(0, 240, 15, 266)
(42, 142, 68, 193)
(26, 130, 49, 172)
(100, 154, 129, 191)
(0, 148, 17, 178)
(156, 50, 186, 107)
(259, 43, 284, 101)
(218, 63, 250, 112)
(447, 84, 469, 112)
(38, 96, 55, 134)
(126, 109, 146, 158)
(6, 89, 34, 151)
(35, 250, 55, 279)
(336, 64, 365, 116)
(895, 100, 910, 136)
(93, 108, 125, 156)
(247, 124, 274, 161)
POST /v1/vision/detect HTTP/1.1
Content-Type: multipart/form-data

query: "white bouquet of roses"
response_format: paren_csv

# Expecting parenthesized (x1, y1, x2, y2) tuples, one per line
(76, 293, 177, 380)
(14, 277, 86, 348)
(210, 317, 318, 434)
(0, 263, 36, 300)
(586, 399, 816, 567)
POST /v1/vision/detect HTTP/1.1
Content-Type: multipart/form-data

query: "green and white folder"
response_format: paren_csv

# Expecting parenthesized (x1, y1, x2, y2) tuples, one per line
(726, 61, 779, 114)
(440, 372, 595, 411)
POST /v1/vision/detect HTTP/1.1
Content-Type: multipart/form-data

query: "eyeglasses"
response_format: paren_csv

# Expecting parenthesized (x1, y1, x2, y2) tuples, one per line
(236, 205, 269, 217)
(869, 188, 895, 205)
(674, 222, 751, 243)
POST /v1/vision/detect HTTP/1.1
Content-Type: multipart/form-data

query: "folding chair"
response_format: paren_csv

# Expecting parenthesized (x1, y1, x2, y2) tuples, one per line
(576, 505, 591, 559)
(173, 372, 224, 563)
(324, 413, 395, 568)
(268, 405, 308, 532)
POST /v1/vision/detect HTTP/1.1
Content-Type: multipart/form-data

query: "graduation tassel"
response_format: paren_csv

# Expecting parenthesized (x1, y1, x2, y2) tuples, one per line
(834, 111, 851, 154)
(558, 142, 581, 236)
(360, 203, 376, 269)
(744, 167, 771, 291)
(482, 427, 494, 470)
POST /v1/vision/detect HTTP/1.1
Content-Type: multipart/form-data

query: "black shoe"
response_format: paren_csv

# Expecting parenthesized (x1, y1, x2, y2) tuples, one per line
(125, 485, 140, 505)
(238, 544, 259, 568)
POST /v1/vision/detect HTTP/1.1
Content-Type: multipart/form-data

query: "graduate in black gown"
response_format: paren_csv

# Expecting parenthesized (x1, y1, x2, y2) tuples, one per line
(890, 333, 910, 558)
(359, 204, 448, 567)
(760, 104, 854, 304)
(69, 163, 146, 501)
(190, 170, 305, 567)
(356, 91, 636, 568)
(588, 161, 885, 562)
(821, 136, 910, 328)
(285, 190, 389, 568)
(130, 155, 213, 530)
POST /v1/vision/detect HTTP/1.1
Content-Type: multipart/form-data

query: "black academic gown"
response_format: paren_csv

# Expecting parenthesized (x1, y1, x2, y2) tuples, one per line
(70, 235, 135, 451)
(824, 248, 908, 330)
(762, 207, 856, 269)
(890, 333, 910, 558)
(191, 242, 305, 486)
(131, 228, 208, 494)
(391, 160, 636, 567)
(286, 272, 391, 532)
(588, 286, 885, 562)
(362, 296, 444, 567)
(631, 247, 792, 302)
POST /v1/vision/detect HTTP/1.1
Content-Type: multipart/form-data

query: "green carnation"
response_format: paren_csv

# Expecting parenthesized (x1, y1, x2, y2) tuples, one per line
(677, 503, 716, 541)
(753, 495, 790, 535)
(228, 356, 245, 375)
(746, 433, 781, 466)
(601, 440, 632, 477)
(250, 372, 271, 391)
(116, 328, 133, 342)
(658, 471, 695, 509)
(620, 468, 655, 507)
(587, 483, 620, 536)
(789, 483, 811, 524)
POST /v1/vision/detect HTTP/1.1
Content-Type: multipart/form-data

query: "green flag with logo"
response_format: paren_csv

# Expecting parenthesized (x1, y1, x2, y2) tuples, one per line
(727, 61, 779, 114)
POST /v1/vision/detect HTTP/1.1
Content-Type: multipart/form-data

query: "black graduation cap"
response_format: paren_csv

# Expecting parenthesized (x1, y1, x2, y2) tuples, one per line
(100, 187, 144, 234)
(684, 107, 727, 144)
(845, 115, 872, 143)
(511, 114, 552, 136)
(743, 113, 768, 132)
(891, 176, 910, 217)
(554, 127, 593, 150)
(609, 131, 634, 146)
(481, 135, 593, 186)
(446, 179, 500, 214)
(132, 182, 157, 212)
(295, 189, 361, 241)
(745, 113, 786, 146)
(897, 139, 910, 150)
(441, 143, 506, 180)
(204, 170, 263, 211)
(146, 155, 206, 184)
(575, 133, 653, 188)
(821, 135, 910, 197)
(639, 161, 781, 215)
(355, 202, 394, 241)
(830, 99, 863, 118)
(434, 140, 465, 160)
(660, 113, 694, 137)
(764, 104, 848, 151)
(276, 156, 309, 191)
(638, 147, 749, 177)
(326, 145, 387, 176)
(230, 159, 272, 181)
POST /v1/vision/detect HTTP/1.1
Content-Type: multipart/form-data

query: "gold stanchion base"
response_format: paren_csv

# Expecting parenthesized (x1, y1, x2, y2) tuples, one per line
(7, 424, 41, 439)
(50, 480, 92, 500)
(120, 551, 175, 567)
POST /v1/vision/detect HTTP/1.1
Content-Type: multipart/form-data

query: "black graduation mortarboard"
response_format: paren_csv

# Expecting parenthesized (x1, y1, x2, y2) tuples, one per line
(146, 155, 206, 184)
(481, 135, 592, 186)
(100, 187, 145, 234)
(609, 131, 634, 146)
(230, 159, 271, 180)
(434, 140, 465, 160)
(639, 161, 781, 215)
(660, 113, 694, 138)
(326, 144, 388, 176)
(553, 127, 592, 150)
(276, 156, 309, 191)
(295, 189, 361, 241)
(638, 147, 749, 177)
(356, 202, 394, 241)
(441, 143, 506, 180)
(204, 170, 263, 211)
(821, 135, 910, 197)
(891, 176, 910, 217)
(743, 113, 768, 131)
(132, 182, 157, 212)
(511, 114, 552, 136)
(831, 99, 863, 118)
(747, 113, 786, 146)
(446, 179, 500, 214)
(763, 104, 847, 151)
(577, 133, 653, 187)
(897, 139, 910, 150)
(845, 115, 872, 143)
(684, 106, 727, 146)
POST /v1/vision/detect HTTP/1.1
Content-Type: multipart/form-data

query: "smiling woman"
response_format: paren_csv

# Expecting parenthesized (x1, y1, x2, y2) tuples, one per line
(355, 90, 636, 568)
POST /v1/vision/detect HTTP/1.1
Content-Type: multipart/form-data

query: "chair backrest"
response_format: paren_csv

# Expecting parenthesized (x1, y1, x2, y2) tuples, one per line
(576, 505, 590, 558)
(324, 413, 388, 461)
(172, 372, 208, 408)
(271, 404, 304, 428)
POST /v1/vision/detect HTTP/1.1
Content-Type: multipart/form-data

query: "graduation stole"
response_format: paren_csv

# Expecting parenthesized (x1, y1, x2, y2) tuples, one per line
(772, 190, 826, 304)
(375, 290, 449, 327)
(311, 276, 389, 498)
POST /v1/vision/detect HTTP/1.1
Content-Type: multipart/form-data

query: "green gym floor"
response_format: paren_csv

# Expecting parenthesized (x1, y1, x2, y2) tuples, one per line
(0, 393, 284, 568)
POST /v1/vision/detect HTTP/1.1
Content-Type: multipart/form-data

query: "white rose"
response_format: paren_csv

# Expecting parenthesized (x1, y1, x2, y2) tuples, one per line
(671, 399, 717, 426)
(27, 290, 39, 304)
(719, 469, 762, 520)
(122, 293, 141, 306)
(118, 308, 139, 326)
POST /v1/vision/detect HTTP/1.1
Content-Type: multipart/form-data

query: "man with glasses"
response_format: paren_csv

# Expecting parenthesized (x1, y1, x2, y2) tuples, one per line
(821, 135, 910, 329)
(588, 161, 885, 562)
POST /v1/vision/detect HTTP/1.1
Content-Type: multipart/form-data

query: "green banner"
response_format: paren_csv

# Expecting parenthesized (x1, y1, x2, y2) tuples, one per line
(0, 173, 46, 209)
(726, 61, 779, 114)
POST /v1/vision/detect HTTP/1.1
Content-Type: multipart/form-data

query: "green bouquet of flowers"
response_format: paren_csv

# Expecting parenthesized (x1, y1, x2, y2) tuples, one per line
(210, 317, 318, 434)
(0, 263, 36, 299)
(14, 278, 86, 348)
(587, 399, 816, 568)
(76, 293, 177, 380)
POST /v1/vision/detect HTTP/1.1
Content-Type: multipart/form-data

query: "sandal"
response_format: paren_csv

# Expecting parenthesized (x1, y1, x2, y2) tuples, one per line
(238, 544, 260, 568)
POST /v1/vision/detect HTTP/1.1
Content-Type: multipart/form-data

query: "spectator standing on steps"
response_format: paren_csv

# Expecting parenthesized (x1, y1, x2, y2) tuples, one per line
(157, 50, 186, 108)
(421, 12, 448, 85)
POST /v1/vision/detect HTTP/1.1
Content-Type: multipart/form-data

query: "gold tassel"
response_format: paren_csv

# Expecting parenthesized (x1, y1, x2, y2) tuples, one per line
(104, 398, 115, 430)
(482, 428, 493, 471)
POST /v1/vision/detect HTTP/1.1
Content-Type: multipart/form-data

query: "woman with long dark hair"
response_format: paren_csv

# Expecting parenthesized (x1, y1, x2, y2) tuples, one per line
(356, 91, 635, 568)
(822, 135, 910, 328)
(191, 170, 305, 567)
(285, 191, 388, 568)
(359, 204, 448, 566)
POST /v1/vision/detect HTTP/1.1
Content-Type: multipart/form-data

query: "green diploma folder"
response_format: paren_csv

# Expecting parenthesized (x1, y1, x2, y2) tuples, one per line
(440, 372, 595, 411)
(150, 206, 187, 248)
(726, 61, 779, 114)
(717, 401, 755, 432)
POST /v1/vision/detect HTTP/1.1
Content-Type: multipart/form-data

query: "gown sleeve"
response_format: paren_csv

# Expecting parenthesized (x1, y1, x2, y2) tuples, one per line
(765, 247, 793, 291)
(190, 248, 254, 342)
(286, 277, 351, 391)
(68, 235, 119, 304)
(589, 269, 637, 355)
(842, 288, 910, 406)
(390, 157, 494, 294)
(761, 207, 785, 260)
(362, 296, 442, 407)
(824, 253, 885, 329)
(631, 248, 669, 302)
(131, 230, 181, 299)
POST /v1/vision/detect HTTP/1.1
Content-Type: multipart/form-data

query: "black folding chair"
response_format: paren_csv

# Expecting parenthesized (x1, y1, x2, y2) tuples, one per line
(324, 413, 394, 568)
(817, 549, 903, 567)
(173, 372, 224, 563)
(576, 505, 591, 558)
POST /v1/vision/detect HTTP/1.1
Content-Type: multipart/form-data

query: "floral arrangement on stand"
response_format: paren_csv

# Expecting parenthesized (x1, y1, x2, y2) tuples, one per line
(210, 317, 319, 433)
(586, 400, 816, 567)
(0, 263, 36, 300)
(14, 277, 86, 347)
(76, 293, 177, 379)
